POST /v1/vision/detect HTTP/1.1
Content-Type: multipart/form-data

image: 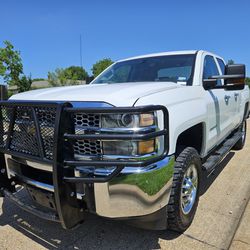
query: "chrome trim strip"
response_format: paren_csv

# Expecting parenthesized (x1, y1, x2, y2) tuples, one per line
(4, 154, 83, 199)
(74, 152, 158, 162)
(75, 125, 157, 134)
(26, 160, 52, 172)
(10, 172, 84, 200)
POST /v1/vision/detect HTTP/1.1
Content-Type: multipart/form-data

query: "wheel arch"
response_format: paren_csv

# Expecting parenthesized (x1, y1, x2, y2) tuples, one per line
(174, 122, 206, 156)
(244, 102, 249, 120)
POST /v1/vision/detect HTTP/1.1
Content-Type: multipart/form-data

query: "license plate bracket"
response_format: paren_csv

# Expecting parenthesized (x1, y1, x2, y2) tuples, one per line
(26, 185, 56, 210)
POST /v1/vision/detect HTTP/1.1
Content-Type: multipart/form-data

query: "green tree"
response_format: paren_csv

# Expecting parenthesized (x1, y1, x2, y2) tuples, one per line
(64, 66, 88, 81)
(0, 41, 23, 86)
(0, 41, 32, 93)
(48, 66, 88, 86)
(92, 58, 113, 78)
(18, 75, 32, 92)
(32, 78, 45, 82)
(48, 68, 67, 87)
(228, 59, 235, 65)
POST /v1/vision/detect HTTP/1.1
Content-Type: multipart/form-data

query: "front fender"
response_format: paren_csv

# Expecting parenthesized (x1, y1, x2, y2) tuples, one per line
(134, 86, 207, 155)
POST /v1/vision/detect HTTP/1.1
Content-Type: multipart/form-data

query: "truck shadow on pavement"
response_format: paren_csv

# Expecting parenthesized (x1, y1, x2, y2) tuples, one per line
(0, 152, 235, 250)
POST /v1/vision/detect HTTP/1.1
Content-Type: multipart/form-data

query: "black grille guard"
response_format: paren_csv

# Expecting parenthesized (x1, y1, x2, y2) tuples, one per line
(0, 101, 168, 228)
(0, 101, 169, 183)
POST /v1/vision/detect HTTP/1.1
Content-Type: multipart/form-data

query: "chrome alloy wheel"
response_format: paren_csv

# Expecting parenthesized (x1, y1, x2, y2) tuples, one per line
(181, 164, 198, 215)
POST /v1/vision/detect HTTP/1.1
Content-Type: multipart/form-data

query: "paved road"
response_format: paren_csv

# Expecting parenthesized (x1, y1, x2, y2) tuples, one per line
(0, 122, 250, 250)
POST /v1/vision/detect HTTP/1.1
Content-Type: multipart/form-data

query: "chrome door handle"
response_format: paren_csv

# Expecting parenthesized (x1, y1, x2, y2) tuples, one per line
(224, 95, 231, 101)
(234, 93, 239, 101)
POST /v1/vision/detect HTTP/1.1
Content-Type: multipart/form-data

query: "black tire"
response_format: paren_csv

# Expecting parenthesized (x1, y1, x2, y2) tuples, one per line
(167, 147, 201, 232)
(233, 120, 247, 150)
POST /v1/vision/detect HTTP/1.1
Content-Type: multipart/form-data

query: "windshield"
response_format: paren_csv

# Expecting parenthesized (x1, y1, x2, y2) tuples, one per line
(93, 54, 196, 85)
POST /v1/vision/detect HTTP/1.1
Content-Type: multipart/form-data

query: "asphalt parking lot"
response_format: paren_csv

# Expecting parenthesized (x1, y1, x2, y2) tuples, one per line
(0, 122, 250, 250)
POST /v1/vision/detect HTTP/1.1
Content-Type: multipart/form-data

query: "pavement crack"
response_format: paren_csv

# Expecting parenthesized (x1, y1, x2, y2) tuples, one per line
(183, 233, 225, 250)
(232, 239, 250, 246)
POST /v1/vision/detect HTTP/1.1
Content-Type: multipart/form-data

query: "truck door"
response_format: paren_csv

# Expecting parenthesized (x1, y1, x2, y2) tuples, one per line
(216, 57, 241, 127)
(203, 55, 234, 150)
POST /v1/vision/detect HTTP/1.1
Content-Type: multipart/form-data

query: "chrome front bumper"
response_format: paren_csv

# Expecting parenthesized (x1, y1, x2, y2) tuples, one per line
(4, 154, 174, 219)
(94, 155, 174, 218)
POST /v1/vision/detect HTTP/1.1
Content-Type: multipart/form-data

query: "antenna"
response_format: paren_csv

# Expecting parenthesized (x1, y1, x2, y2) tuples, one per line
(80, 35, 83, 68)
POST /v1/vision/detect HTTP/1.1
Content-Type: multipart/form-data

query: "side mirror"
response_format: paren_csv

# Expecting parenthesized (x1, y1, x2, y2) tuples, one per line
(203, 64, 246, 91)
(203, 79, 217, 90)
(224, 64, 246, 90)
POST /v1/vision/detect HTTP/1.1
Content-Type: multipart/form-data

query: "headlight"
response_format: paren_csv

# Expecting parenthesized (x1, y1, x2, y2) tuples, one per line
(101, 112, 158, 156)
(102, 141, 138, 155)
(101, 113, 155, 128)
(102, 139, 155, 156)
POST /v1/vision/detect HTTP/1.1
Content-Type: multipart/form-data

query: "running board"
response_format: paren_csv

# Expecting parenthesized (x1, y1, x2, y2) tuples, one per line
(202, 131, 242, 173)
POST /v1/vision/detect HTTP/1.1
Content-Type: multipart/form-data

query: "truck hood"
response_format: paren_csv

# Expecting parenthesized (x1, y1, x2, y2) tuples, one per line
(10, 82, 180, 106)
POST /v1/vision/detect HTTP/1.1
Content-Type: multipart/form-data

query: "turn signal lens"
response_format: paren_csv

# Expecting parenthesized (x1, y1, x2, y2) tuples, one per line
(138, 139, 155, 155)
(139, 113, 155, 127)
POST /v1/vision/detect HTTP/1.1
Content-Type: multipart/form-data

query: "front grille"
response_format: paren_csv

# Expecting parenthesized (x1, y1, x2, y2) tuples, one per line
(74, 113, 100, 129)
(74, 139, 101, 156)
(0, 105, 102, 160)
(74, 113, 101, 157)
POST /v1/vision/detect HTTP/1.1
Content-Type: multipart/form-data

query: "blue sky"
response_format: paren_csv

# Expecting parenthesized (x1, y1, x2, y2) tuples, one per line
(1, 0, 250, 78)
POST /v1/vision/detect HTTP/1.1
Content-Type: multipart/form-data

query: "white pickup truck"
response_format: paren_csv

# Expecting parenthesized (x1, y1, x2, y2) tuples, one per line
(0, 50, 249, 232)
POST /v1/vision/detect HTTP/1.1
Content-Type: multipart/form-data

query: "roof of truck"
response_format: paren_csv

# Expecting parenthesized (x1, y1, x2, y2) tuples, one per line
(119, 50, 223, 62)
(119, 50, 199, 62)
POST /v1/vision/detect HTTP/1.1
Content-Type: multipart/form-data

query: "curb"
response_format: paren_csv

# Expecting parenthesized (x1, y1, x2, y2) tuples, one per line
(229, 197, 250, 249)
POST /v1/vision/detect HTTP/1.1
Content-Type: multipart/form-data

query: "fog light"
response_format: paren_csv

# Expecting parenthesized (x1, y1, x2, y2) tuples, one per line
(138, 139, 155, 155)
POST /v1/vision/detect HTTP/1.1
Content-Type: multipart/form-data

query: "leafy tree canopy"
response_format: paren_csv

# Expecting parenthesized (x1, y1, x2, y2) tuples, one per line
(0, 40, 33, 93)
(0, 40, 23, 85)
(64, 66, 88, 81)
(228, 59, 235, 65)
(19, 75, 32, 92)
(32, 78, 45, 82)
(92, 58, 113, 78)
(48, 66, 88, 87)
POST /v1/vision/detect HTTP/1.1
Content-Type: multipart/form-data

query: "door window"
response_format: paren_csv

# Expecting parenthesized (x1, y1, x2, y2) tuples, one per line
(216, 58, 226, 75)
(203, 55, 222, 86)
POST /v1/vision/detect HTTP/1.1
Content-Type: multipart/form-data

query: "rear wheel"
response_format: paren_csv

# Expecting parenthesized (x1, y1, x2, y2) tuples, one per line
(233, 120, 247, 150)
(167, 147, 201, 232)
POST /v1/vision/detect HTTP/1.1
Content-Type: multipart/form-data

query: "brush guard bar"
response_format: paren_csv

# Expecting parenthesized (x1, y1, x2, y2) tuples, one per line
(0, 101, 168, 228)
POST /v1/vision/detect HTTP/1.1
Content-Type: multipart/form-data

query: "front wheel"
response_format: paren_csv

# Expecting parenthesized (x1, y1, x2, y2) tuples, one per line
(167, 147, 201, 232)
(233, 120, 247, 150)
